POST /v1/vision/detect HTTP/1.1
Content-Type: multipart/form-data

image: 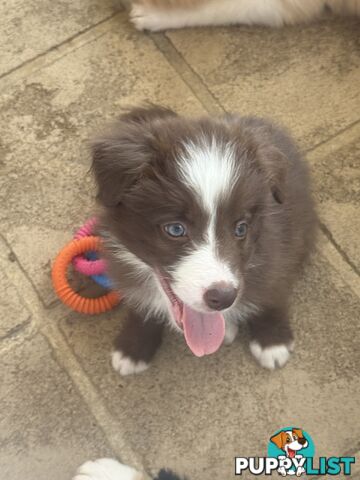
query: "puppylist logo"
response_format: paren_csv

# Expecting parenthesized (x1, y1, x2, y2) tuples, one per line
(235, 427, 355, 476)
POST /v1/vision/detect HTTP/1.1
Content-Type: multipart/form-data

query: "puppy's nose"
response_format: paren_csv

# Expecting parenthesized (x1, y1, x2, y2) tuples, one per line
(298, 437, 307, 445)
(203, 283, 237, 311)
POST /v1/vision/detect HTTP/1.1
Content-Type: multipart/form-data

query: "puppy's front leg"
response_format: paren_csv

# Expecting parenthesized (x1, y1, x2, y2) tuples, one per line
(248, 307, 294, 370)
(112, 309, 164, 376)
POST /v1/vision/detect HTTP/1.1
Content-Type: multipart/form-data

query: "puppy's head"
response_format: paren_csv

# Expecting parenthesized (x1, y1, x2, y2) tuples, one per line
(92, 106, 288, 356)
(270, 429, 308, 457)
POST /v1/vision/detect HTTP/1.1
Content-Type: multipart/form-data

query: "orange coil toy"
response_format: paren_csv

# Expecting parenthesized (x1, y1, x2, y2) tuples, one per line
(52, 235, 121, 314)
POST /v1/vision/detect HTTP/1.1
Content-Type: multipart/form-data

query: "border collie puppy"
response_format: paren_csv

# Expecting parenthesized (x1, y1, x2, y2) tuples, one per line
(73, 458, 184, 480)
(92, 106, 316, 375)
(130, 0, 360, 31)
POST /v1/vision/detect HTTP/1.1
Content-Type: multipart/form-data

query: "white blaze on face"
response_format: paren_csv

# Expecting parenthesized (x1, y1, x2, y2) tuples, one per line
(172, 136, 240, 311)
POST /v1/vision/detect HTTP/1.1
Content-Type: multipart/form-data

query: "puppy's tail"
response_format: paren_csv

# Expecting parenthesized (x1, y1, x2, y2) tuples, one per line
(326, 0, 360, 16)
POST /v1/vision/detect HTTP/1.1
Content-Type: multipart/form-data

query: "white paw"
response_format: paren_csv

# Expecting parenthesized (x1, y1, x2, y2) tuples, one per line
(223, 321, 239, 346)
(130, 4, 167, 31)
(296, 466, 306, 476)
(277, 466, 287, 476)
(249, 341, 294, 370)
(111, 351, 149, 376)
(72, 458, 141, 480)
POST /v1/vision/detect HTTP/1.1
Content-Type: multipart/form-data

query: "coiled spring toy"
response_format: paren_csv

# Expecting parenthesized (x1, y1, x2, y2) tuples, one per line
(52, 218, 121, 314)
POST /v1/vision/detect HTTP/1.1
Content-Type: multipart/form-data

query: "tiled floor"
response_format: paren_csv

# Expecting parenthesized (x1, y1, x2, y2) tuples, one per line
(0, 3, 359, 479)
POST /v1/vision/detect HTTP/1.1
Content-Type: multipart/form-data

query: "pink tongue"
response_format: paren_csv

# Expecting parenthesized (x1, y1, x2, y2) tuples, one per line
(288, 449, 295, 459)
(181, 304, 225, 357)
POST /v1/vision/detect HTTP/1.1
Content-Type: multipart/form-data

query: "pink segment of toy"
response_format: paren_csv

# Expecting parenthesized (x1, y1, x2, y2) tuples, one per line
(74, 217, 97, 240)
(72, 255, 107, 276)
(72, 217, 107, 276)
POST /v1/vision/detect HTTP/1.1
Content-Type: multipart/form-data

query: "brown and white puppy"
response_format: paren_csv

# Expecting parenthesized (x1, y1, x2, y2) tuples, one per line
(92, 106, 316, 375)
(130, 0, 360, 31)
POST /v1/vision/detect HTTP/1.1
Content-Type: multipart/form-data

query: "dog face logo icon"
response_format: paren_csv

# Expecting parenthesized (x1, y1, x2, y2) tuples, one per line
(235, 428, 355, 476)
(268, 427, 314, 477)
(270, 428, 309, 459)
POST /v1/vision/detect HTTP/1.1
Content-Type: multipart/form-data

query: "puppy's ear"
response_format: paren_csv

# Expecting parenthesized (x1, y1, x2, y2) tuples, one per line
(292, 428, 304, 439)
(91, 106, 176, 206)
(256, 145, 288, 204)
(270, 431, 286, 450)
(91, 124, 150, 207)
(118, 104, 177, 125)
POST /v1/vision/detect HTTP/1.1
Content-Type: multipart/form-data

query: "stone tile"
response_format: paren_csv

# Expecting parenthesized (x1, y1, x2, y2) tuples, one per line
(59, 255, 360, 479)
(321, 201, 359, 270)
(0, 14, 206, 305)
(0, 264, 31, 339)
(308, 123, 360, 271)
(166, 16, 360, 148)
(0, 0, 122, 76)
(5, 226, 82, 308)
(0, 333, 113, 480)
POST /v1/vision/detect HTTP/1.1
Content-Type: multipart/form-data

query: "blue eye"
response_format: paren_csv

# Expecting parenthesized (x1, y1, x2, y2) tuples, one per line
(164, 223, 187, 238)
(234, 221, 247, 238)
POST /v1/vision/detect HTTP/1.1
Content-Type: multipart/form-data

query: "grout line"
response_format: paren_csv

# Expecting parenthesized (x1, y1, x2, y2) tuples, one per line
(0, 233, 56, 310)
(0, 12, 124, 89)
(305, 118, 360, 154)
(0, 234, 149, 476)
(305, 120, 360, 280)
(39, 326, 149, 477)
(149, 32, 225, 115)
(317, 230, 360, 299)
(0, 318, 32, 342)
(319, 222, 360, 277)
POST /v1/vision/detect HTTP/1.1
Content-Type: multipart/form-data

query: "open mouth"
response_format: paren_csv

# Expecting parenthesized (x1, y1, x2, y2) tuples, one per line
(287, 448, 296, 459)
(157, 271, 225, 357)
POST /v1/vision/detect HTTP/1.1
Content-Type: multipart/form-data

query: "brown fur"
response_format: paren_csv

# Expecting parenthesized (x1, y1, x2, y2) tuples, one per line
(92, 106, 316, 366)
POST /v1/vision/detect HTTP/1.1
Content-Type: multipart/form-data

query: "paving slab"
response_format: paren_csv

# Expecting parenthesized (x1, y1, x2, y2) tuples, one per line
(308, 123, 360, 272)
(59, 254, 360, 479)
(0, 14, 206, 306)
(0, 332, 113, 480)
(166, 16, 360, 149)
(0, 0, 122, 77)
(0, 261, 31, 339)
